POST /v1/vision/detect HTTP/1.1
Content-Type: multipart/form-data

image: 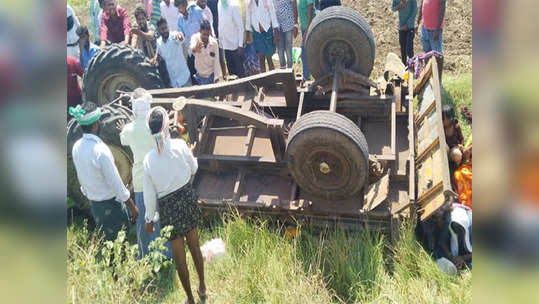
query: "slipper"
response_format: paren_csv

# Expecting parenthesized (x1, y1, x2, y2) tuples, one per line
(198, 290, 207, 304)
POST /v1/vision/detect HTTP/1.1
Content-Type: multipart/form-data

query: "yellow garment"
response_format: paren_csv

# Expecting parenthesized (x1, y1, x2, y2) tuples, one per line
(454, 163, 472, 209)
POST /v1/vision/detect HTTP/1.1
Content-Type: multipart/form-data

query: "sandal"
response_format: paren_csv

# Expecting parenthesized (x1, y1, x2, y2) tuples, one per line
(198, 289, 207, 304)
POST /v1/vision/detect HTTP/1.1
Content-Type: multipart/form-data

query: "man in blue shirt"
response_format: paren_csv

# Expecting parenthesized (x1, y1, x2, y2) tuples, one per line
(76, 25, 99, 70)
(392, 0, 417, 65)
(175, 0, 205, 84)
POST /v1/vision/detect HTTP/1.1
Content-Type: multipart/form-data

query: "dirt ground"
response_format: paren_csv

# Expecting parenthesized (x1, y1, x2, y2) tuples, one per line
(69, 0, 471, 78)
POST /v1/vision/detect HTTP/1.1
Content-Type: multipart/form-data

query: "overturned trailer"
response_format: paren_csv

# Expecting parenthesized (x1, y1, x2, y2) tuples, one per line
(68, 6, 455, 237)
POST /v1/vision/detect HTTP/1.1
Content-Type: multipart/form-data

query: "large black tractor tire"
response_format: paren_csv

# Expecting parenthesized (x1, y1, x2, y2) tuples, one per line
(286, 111, 369, 200)
(82, 44, 163, 105)
(305, 6, 375, 79)
(67, 104, 134, 213)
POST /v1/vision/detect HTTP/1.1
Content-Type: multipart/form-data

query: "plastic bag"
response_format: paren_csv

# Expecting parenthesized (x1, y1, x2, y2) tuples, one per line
(200, 238, 226, 263)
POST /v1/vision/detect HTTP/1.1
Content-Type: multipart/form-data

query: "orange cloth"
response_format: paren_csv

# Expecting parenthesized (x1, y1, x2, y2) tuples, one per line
(454, 163, 472, 209)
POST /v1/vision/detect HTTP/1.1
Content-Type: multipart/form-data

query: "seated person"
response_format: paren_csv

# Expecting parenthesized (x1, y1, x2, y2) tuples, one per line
(131, 6, 157, 58)
(419, 202, 472, 271)
(449, 145, 472, 209)
(442, 104, 464, 149)
(76, 26, 99, 70)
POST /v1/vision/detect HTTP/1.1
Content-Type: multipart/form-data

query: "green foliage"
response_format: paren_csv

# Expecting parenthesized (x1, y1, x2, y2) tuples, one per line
(442, 73, 473, 142)
(68, 215, 471, 304)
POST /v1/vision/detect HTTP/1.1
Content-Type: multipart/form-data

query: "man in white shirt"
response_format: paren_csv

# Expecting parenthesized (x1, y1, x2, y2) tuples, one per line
(119, 89, 173, 259)
(245, 0, 279, 72)
(160, 0, 180, 32)
(150, 17, 192, 88)
(218, 0, 245, 77)
(191, 20, 222, 84)
(69, 102, 139, 241)
(143, 107, 206, 304)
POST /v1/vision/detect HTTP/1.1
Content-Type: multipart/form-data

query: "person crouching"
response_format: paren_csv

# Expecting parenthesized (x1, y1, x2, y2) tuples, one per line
(142, 107, 206, 304)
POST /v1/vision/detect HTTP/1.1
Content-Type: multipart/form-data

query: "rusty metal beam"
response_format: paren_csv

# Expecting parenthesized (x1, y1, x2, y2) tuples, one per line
(149, 69, 299, 106)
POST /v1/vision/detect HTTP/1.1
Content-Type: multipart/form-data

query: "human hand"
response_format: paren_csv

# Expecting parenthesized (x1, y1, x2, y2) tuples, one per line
(115, 119, 126, 132)
(173, 32, 185, 41)
(195, 40, 204, 52)
(245, 31, 254, 44)
(145, 222, 155, 233)
(149, 57, 158, 66)
(131, 27, 141, 36)
(126, 198, 139, 223)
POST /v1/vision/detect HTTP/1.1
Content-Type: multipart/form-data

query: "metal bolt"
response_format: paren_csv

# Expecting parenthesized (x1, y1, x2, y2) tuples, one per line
(319, 162, 331, 174)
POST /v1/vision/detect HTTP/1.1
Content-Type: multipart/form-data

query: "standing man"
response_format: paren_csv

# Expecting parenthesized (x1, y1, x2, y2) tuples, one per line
(151, 17, 192, 88)
(191, 20, 222, 85)
(131, 6, 157, 59)
(245, 0, 280, 73)
(119, 89, 173, 259)
(161, 0, 180, 31)
(69, 102, 139, 241)
(218, 0, 244, 78)
(196, 0, 216, 35)
(274, 0, 299, 70)
(175, 0, 205, 84)
(417, 0, 446, 53)
(392, 0, 417, 65)
(77, 26, 99, 70)
(90, 0, 104, 44)
(99, 0, 131, 49)
(297, 0, 315, 81)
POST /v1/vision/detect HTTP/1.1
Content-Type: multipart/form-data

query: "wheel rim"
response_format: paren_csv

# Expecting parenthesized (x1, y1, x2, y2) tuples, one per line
(98, 73, 138, 104)
(298, 145, 353, 193)
(323, 39, 356, 70)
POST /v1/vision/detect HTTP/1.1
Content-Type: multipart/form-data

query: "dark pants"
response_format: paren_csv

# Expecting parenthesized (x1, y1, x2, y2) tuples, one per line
(158, 57, 171, 88)
(187, 54, 198, 85)
(399, 29, 414, 65)
(225, 48, 245, 78)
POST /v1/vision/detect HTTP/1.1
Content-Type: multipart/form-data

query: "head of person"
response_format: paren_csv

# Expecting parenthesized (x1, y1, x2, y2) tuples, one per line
(98, 0, 106, 9)
(147, 106, 170, 154)
(199, 20, 211, 45)
(175, 0, 189, 16)
(442, 104, 457, 128)
(103, 0, 117, 16)
(69, 102, 102, 134)
(449, 146, 463, 166)
(76, 25, 90, 47)
(197, 0, 207, 9)
(131, 88, 152, 118)
(164, 0, 170, 5)
(156, 17, 169, 40)
(134, 6, 148, 29)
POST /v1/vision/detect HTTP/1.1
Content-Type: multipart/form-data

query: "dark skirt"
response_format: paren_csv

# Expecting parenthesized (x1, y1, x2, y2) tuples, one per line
(158, 184, 201, 241)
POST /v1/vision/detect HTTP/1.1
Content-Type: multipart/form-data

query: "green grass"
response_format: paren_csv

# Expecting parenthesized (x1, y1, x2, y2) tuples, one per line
(442, 73, 472, 143)
(68, 214, 471, 304)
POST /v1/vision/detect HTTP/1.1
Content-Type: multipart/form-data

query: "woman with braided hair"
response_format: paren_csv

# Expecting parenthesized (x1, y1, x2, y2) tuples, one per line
(142, 107, 206, 304)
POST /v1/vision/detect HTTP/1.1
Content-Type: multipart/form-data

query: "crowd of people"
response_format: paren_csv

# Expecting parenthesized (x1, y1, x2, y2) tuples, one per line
(67, 0, 328, 107)
(67, 0, 467, 301)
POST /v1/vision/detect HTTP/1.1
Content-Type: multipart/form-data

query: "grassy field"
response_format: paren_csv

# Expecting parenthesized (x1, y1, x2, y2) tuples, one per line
(67, 1, 472, 303)
(68, 213, 471, 304)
